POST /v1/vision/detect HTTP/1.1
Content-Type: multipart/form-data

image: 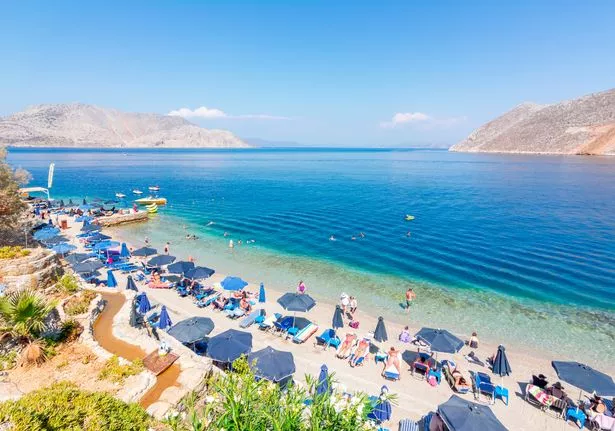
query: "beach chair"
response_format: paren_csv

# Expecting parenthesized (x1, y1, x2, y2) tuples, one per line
(442, 360, 470, 394)
(398, 419, 419, 431)
(196, 292, 220, 308)
(293, 323, 318, 344)
(240, 309, 264, 328)
(259, 313, 282, 331)
(473, 371, 496, 404)
(273, 316, 294, 336)
(411, 361, 430, 380)
(315, 329, 341, 350)
(383, 361, 401, 381)
(225, 307, 246, 319)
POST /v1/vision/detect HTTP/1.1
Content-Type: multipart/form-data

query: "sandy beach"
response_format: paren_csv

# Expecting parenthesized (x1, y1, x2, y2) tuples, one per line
(43, 214, 605, 431)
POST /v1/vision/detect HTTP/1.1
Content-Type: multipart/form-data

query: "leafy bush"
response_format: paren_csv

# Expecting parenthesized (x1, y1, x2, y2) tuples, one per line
(0, 288, 56, 340)
(0, 381, 151, 431)
(56, 274, 80, 294)
(165, 357, 389, 431)
(0, 350, 17, 370)
(0, 246, 31, 259)
(64, 290, 97, 316)
(99, 355, 144, 384)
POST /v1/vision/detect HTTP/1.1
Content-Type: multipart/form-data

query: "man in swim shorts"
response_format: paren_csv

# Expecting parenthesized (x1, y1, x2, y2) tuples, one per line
(405, 288, 416, 313)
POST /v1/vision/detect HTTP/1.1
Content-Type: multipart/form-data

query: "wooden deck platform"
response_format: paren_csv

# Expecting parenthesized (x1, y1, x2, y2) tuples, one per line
(142, 350, 179, 375)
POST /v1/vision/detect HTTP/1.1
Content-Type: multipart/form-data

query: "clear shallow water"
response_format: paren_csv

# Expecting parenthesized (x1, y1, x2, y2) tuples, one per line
(10, 148, 615, 366)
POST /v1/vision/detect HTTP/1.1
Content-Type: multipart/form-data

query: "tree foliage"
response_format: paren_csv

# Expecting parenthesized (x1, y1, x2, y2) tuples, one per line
(0, 147, 29, 242)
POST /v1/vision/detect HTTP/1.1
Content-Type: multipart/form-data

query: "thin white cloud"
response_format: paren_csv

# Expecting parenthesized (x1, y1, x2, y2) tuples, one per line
(380, 112, 466, 129)
(168, 106, 289, 120)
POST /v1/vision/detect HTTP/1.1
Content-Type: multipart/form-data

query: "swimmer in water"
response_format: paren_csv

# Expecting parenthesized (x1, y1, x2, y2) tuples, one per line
(329, 235, 336, 241)
(406, 231, 411, 237)
(351, 236, 356, 241)
(359, 232, 365, 238)
(206, 221, 215, 226)
(224, 232, 229, 237)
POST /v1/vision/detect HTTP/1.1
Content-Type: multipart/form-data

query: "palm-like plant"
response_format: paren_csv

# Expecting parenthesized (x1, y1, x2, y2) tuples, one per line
(0, 289, 56, 341)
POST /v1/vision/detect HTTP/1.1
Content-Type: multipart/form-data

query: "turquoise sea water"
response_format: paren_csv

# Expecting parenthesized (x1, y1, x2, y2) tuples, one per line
(10, 148, 615, 366)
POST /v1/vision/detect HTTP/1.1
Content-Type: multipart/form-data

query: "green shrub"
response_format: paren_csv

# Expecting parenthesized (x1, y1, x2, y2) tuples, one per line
(64, 290, 97, 316)
(0, 381, 151, 431)
(0, 289, 56, 340)
(56, 274, 80, 294)
(99, 355, 144, 384)
(0, 246, 31, 259)
(0, 350, 17, 370)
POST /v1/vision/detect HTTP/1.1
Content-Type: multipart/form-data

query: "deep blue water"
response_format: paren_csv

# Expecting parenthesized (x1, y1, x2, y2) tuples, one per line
(12, 147, 615, 311)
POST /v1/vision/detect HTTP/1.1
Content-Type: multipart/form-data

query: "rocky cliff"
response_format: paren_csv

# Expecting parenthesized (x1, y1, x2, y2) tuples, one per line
(450, 88, 615, 155)
(0, 103, 250, 148)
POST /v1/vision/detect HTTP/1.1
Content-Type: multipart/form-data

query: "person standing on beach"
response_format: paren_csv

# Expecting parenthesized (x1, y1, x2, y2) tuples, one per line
(297, 280, 306, 294)
(145, 236, 150, 245)
(164, 242, 170, 255)
(405, 288, 416, 313)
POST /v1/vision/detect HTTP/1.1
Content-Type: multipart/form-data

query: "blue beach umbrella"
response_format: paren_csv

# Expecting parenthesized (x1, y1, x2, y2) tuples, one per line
(438, 395, 507, 431)
(64, 253, 93, 265)
(167, 261, 195, 275)
(79, 204, 92, 211)
(185, 266, 215, 280)
(51, 243, 76, 255)
(368, 386, 393, 424)
(316, 364, 331, 396)
(93, 240, 120, 251)
(258, 283, 266, 303)
(552, 361, 615, 396)
(125, 275, 138, 292)
(132, 247, 157, 257)
(374, 316, 388, 342)
(168, 316, 215, 344)
(147, 254, 176, 267)
(206, 329, 252, 363)
(492, 345, 512, 384)
(72, 260, 104, 273)
(332, 305, 344, 330)
(107, 270, 117, 288)
(42, 235, 69, 245)
(277, 293, 316, 312)
(248, 347, 295, 384)
(85, 233, 112, 242)
(415, 327, 464, 354)
(158, 305, 172, 330)
(221, 276, 248, 291)
(137, 292, 151, 314)
(33, 227, 60, 240)
(81, 223, 100, 233)
(120, 242, 131, 258)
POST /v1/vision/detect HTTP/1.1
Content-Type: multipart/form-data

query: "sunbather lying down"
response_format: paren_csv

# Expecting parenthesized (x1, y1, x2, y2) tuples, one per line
(336, 334, 357, 359)
(382, 346, 401, 378)
(349, 338, 370, 367)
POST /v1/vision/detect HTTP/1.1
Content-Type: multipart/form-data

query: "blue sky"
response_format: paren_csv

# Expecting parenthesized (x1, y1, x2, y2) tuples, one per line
(2, 1, 615, 147)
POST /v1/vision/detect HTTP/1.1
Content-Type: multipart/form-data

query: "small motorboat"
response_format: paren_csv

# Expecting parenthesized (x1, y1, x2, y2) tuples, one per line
(135, 196, 167, 206)
(148, 185, 160, 192)
(405, 215, 415, 221)
(115, 193, 126, 199)
(132, 189, 143, 195)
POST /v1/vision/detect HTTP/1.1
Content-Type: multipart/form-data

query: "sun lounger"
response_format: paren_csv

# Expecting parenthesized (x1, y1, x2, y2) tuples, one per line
(273, 316, 294, 335)
(293, 323, 318, 344)
(525, 383, 554, 409)
(398, 419, 419, 431)
(442, 361, 470, 393)
(473, 371, 496, 404)
(239, 309, 264, 328)
(315, 329, 341, 349)
(336, 335, 358, 359)
(196, 292, 220, 308)
(383, 363, 401, 381)
(412, 361, 430, 379)
(225, 308, 246, 319)
(259, 313, 282, 331)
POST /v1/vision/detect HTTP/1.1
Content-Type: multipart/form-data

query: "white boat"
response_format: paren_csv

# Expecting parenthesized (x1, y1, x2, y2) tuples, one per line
(148, 185, 160, 192)
(132, 189, 143, 195)
(115, 193, 126, 199)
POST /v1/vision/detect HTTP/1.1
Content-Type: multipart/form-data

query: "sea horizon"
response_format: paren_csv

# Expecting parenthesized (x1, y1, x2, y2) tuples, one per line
(10, 147, 615, 367)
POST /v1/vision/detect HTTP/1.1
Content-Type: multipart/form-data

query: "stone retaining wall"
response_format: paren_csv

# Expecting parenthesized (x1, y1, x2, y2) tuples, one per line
(0, 248, 62, 292)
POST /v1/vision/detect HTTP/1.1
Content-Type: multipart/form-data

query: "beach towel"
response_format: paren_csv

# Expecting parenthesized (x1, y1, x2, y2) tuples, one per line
(293, 323, 319, 343)
(526, 384, 553, 407)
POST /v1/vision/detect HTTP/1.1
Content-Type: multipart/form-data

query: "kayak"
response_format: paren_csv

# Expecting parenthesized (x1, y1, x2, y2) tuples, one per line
(135, 197, 167, 206)
(405, 215, 415, 221)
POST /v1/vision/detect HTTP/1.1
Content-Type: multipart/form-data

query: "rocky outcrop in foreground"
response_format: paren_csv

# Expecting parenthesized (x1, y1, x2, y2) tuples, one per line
(0, 103, 250, 148)
(450, 88, 615, 155)
(0, 248, 62, 291)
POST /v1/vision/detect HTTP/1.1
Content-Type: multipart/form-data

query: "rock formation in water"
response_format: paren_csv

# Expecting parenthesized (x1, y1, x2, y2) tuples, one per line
(450, 88, 615, 155)
(0, 103, 250, 148)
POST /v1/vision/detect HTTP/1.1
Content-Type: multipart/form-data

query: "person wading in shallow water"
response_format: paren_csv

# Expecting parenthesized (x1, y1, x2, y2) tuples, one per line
(405, 288, 416, 314)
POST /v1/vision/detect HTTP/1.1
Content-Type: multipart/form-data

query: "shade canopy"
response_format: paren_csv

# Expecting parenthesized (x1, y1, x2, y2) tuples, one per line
(332, 305, 344, 330)
(316, 364, 331, 396)
(438, 395, 508, 431)
(167, 261, 195, 274)
(51, 243, 76, 254)
(75, 215, 92, 222)
(158, 306, 172, 330)
(126, 275, 138, 291)
(277, 293, 316, 312)
(415, 327, 464, 354)
(185, 266, 215, 280)
(80, 223, 101, 233)
(107, 270, 117, 288)
(84, 233, 112, 242)
(64, 253, 94, 265)
(132, 247, 157, 257)
(41, 235, 69, 245)
(33, 228, 60, 240)
(374, 316, 388, 342)
(168, 316, 215, 344)
(206, 329, 252, 363)
(492, 345, 512, 377)
(552, 361, 615, 396)
(259, 283, 266, 303)
(147, 255, 176, 267)
(72, 260, 104, 273)
(221, 276, 248, 291)
(92, 240, 120, 251)
(137, 292, 151, 314)
(120, 243, 131, 258)
(247, 347, 296, 383)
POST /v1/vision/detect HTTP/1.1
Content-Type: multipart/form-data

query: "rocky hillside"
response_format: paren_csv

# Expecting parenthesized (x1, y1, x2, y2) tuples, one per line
(0, 103, 250, 148)
(450, 88, 615, 155)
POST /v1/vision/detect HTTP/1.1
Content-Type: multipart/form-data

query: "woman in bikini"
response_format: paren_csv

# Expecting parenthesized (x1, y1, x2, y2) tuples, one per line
(336, 333, 357, 358)
(349, 338, 369, 367)
(382, 346, 401, 379)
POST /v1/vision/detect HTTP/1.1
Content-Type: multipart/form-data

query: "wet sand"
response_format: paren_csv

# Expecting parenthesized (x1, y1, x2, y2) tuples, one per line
(93, 292, 180, 408)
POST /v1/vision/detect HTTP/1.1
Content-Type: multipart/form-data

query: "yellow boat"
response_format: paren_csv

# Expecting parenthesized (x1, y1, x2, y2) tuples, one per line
(135, 196, 167, 206)
(405, 214, 415, 221)
(147, 203, 158, 214)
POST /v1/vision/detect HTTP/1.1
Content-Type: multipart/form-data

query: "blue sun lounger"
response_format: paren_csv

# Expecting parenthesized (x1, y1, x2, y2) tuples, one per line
(473, 371, 496, 403)
(239, 309, 265, 328)
(315, 329, 341, 349)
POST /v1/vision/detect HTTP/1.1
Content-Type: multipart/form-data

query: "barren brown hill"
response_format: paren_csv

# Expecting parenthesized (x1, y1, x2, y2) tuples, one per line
(450, 88, 615, 155)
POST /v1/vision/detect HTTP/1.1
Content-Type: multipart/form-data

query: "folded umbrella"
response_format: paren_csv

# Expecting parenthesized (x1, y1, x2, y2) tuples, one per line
(158, 305, 172, 330)
(51, 243, 76, 254)
(167, 261, 195, 275)
(373, 316, 388, 342)
(492, 345, 512, 386)
(259, 282, 266, 303)
(132, 247, 157, 257)
(332, 305, 344, 330)
(137, 292, 151, 314)
(185, 266, 215, 280)
(147, 255, 176, 267)
(206, 329, 252, 363)
(168, 316, 215, 344)
(316, 364, 331, 396)
(247, 347, 295, 383)
(107, 270, 117, 288)
(125, 275, 138, 291)
(221, 276, 248, 291)
(120, 243, 131, 258)
(368, 386, 392, 423)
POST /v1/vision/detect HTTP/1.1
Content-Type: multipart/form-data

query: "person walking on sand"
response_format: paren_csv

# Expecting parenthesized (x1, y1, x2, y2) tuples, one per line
(164, 242, 170, 255)
(297, 280, 306, 294)
(405, 288, 416, 313)
(145, 236, 150, 245)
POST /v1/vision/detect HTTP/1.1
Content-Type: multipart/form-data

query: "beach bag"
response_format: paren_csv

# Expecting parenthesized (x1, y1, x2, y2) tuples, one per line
(349, 320, 360, 329)
(427, 374, 437, 387)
